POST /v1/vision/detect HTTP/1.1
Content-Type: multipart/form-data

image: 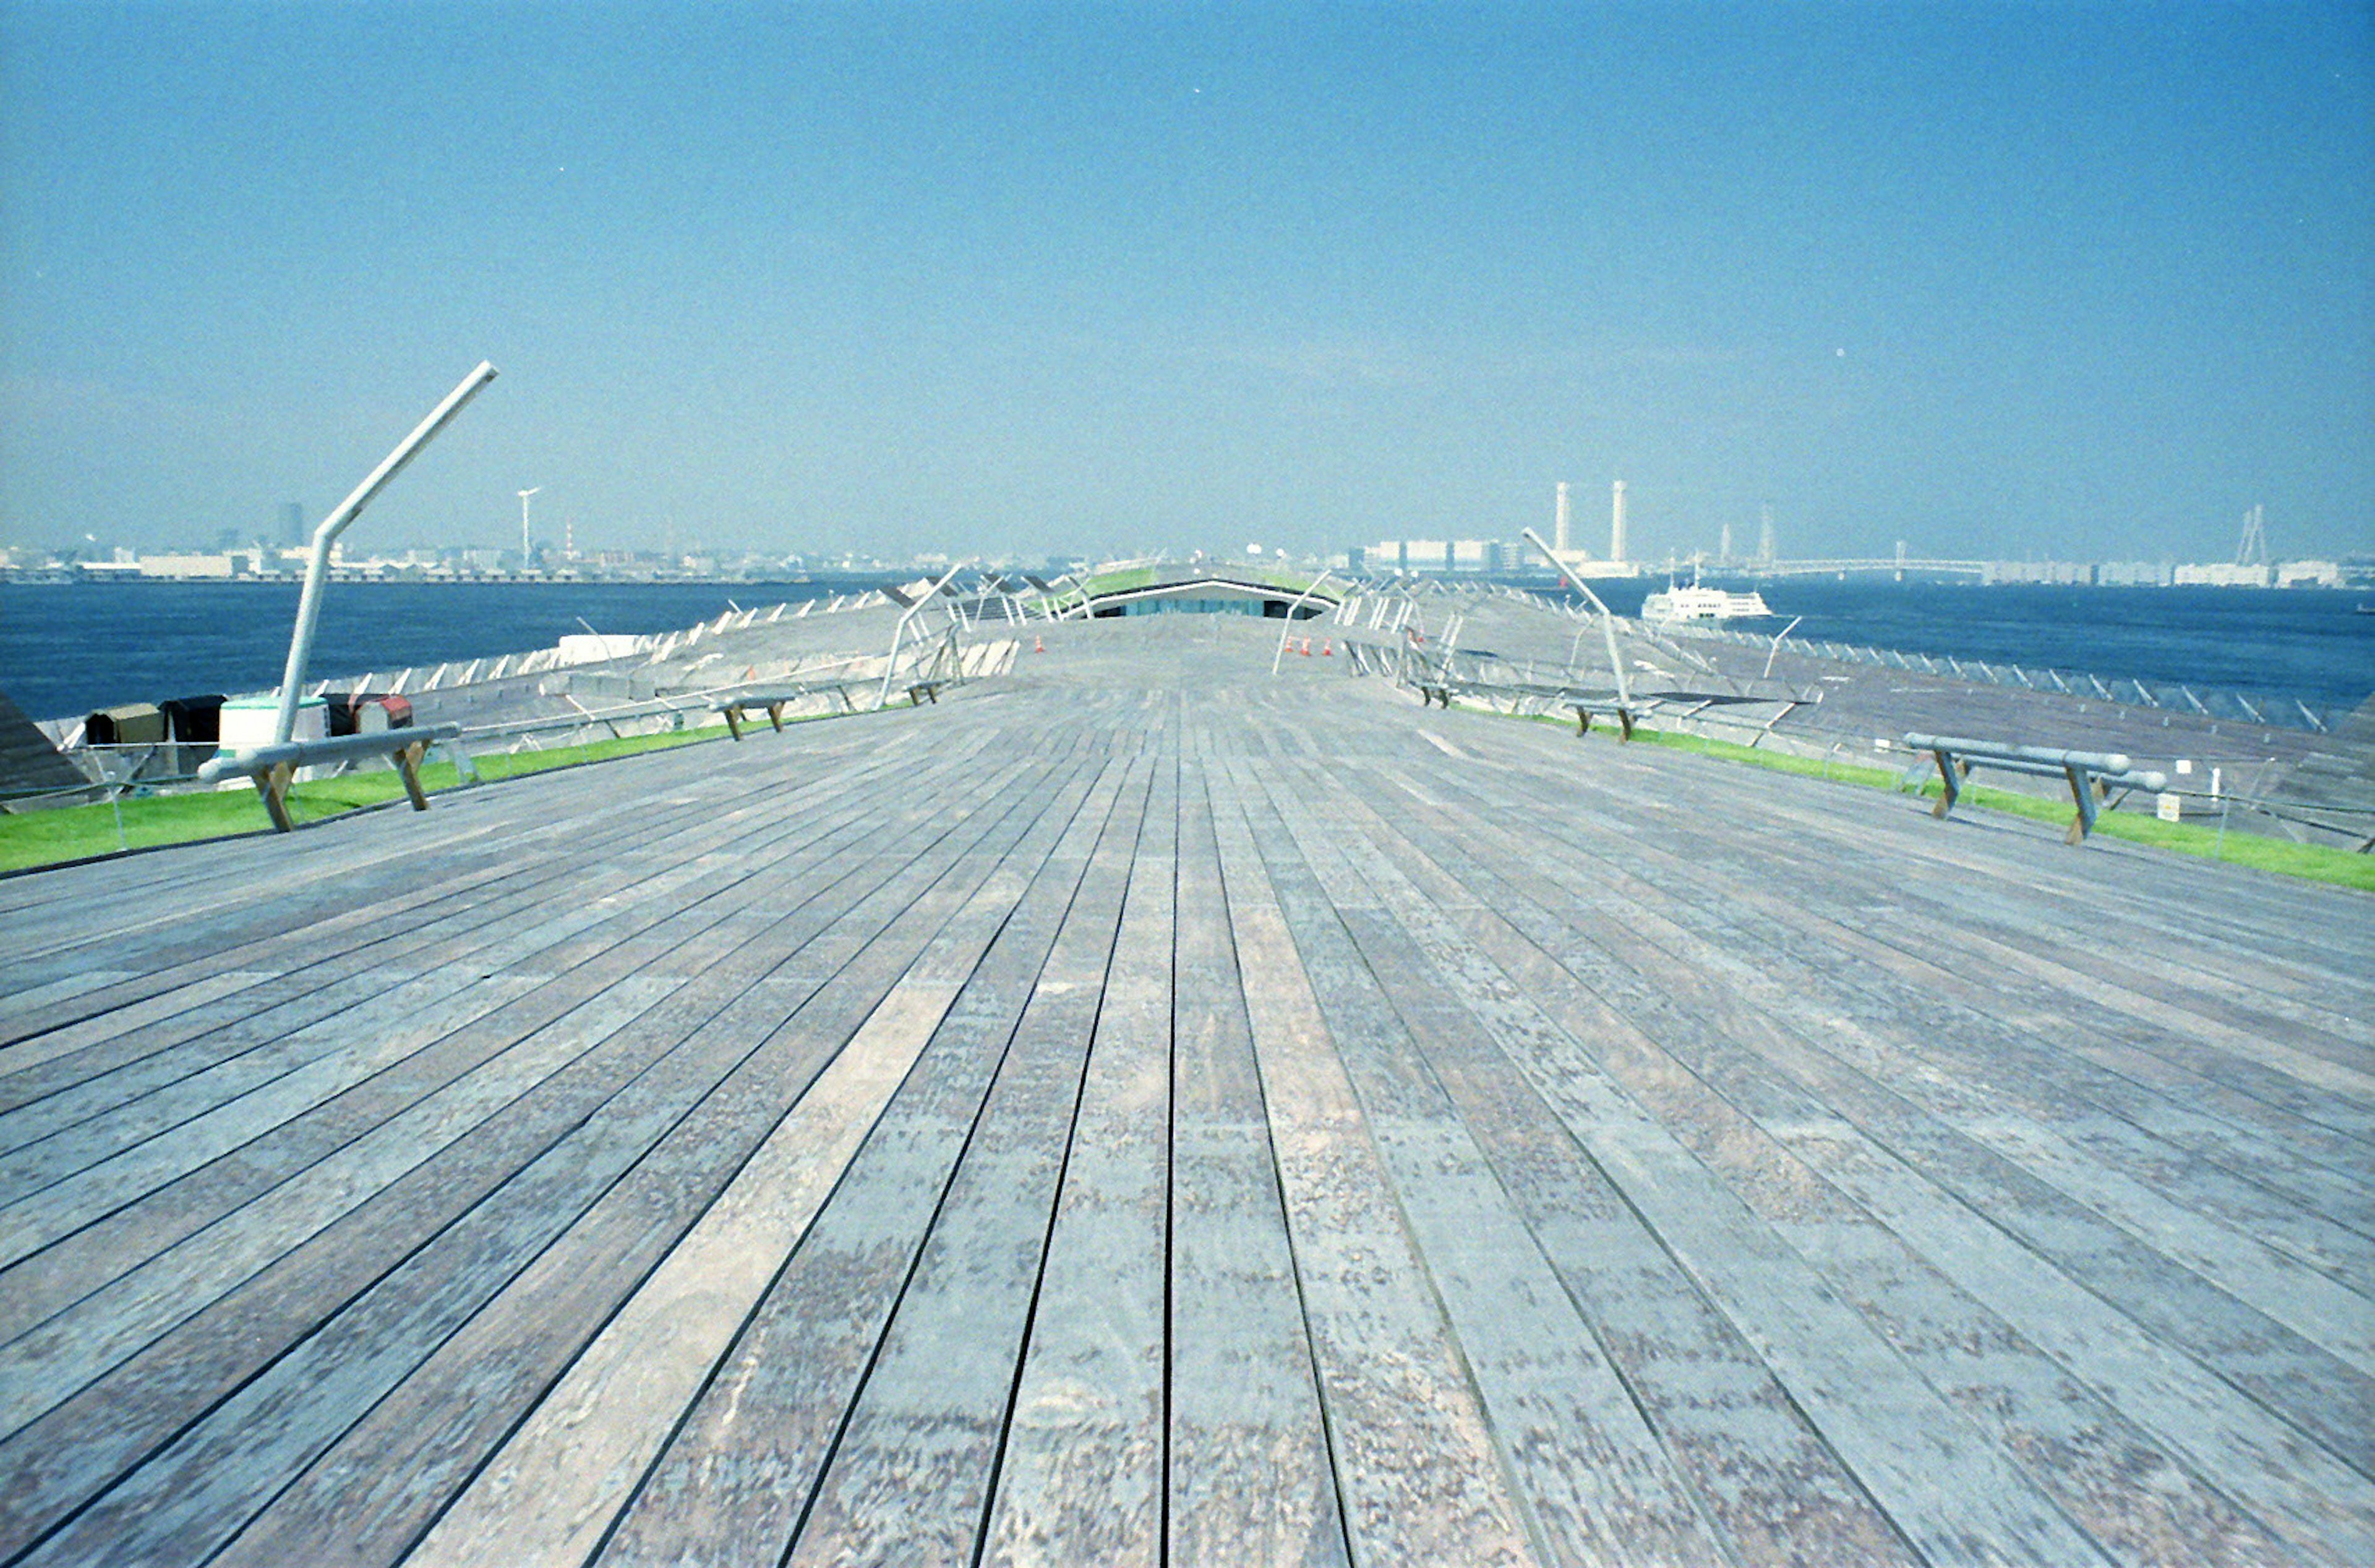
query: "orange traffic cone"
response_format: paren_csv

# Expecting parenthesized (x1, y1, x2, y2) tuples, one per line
(1321, 639, 1333, 655)
(1301, 637, 1312, 656)
(1033, 634, 1045, 653)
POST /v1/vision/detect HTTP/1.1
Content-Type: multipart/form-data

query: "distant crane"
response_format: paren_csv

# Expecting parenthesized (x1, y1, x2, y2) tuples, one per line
(2234, 503, 2267, 568)
(518, 487, 542, 564)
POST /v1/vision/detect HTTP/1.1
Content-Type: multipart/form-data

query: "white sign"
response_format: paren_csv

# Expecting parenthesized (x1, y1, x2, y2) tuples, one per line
(2157, 792, 2183, 823)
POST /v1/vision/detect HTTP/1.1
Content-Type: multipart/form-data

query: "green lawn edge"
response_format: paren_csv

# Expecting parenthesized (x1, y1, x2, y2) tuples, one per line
(0, 722, 743, 874)
(1496, 706, 2375, 892)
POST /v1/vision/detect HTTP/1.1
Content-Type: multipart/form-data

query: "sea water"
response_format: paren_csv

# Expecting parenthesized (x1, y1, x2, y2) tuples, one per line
(3, 577, 2371, 724)
(1590, 579, 2375, 713)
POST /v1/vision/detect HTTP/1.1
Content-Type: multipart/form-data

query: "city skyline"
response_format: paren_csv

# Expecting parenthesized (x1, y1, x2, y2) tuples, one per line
(3, 3, 2370, 565)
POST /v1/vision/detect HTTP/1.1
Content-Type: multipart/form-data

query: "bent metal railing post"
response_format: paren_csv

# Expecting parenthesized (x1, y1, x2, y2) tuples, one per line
(273, 363, 499, 743)
(1522, 527, 1632, 716)
(1269, 571, 1337, 676)
(877, 561, 968, 711)
(1907, 731, 2169, 845)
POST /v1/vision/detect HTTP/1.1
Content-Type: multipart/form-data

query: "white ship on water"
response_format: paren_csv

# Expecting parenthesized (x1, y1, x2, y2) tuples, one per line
(1639, 576, 1774, 624)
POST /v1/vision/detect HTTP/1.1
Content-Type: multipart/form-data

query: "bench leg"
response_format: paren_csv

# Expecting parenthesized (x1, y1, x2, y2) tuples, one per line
(766, 701, 785, 732)
(723, 708, 745, 741)
(1575, 707, 1592, 736)
(396, 741, 431, 811)
(253, 761, 297, 833)
(1930, 749, 1960, 819)
(2064, 764, 2099, 844)
(1616, 708, 1635, 742)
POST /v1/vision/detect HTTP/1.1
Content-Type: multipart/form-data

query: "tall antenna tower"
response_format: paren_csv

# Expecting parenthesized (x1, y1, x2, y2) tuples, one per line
(1611, 480, 1628, 563)
(517, 487, 542, 561)
(1554, 482, 1572, 552)
(2234, 504, 2267, 567)
(1719, 522, 1734, 563)
(1758, 504, 1775, 565)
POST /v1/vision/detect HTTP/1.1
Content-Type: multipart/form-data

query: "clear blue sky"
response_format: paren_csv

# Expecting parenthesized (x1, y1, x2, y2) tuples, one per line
(3, 1, 2370, 565)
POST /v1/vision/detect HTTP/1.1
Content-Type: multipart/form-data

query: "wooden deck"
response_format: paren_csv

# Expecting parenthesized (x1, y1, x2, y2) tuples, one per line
(2, 615, 2369, 1566)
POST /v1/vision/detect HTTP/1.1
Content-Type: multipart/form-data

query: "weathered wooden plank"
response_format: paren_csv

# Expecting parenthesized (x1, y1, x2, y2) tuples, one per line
(0, 717, 969, 1036)
(0, 971, 693, 1562)
(588, 750, 1130, 1564)
(782, 759, 1152, 1566)
(1160, 753, 1349, 1568)
(1236, 759, 1763, 1564)
(395, 742, 1102, 1568)
(978, 743, 1177, 1567)
(1346, 756, 2375, 1557)
(0, 741, 1068, 1374)
(1473, 807, 2375, 1452)
(0, 732, 1008, 1187)
(1310, 769, 2116, 1564)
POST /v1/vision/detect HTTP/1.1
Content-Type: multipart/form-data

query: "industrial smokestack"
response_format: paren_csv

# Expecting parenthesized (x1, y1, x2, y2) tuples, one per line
(1611, 480, 1628, 563)
(1554, 482, 1571, 552)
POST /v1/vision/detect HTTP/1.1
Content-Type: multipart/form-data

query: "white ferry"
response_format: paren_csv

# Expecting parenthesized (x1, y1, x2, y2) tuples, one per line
(1639, 579, 1774, 624)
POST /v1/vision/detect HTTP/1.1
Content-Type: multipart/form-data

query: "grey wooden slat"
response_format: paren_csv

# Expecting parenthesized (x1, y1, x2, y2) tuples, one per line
(0, 730, 1010, 1162)
(0, 713, 977, 1032)
(1303, 770, 2118, 1562)
(977, 739, 1178, 1567)
(20, 707, 1020, 1560)
(0, 615, 2366, 1564)
(1480, 804, 2375, 1409)
(0, 740, 1071, 1359)
(1297, 863, 1922, 1563)
(395, 739, 1110, 1568)
(588, 746, 1132, 1564)
(1429, 759, 2375, 1315)
(1160, 749, 1349, 1568)
(1226, 757, 1734, 1567)
(0, 779, 750, 1043)
(1346, 761, 2375, 1557)
(0, 971, 691, 1562)
(782, 757, 1153, 1565)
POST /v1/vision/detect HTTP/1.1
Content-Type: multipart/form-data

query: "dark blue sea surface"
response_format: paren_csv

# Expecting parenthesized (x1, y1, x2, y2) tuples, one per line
(4, 576, 2371, 723)
(1585, 579, 2375, 714)
(0, 579, 867, 722)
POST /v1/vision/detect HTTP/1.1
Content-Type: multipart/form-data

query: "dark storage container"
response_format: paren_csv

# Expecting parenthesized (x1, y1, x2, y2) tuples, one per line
(84, 704, 166, 746)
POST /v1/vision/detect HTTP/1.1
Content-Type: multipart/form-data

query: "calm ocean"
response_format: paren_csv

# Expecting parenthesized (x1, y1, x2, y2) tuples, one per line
(3, 577, 2371, 723)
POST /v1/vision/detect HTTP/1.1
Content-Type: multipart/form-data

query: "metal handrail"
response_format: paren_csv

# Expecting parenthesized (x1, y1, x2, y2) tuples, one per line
(878, 561, 969, 710)
(1906, 731, 2170, 844)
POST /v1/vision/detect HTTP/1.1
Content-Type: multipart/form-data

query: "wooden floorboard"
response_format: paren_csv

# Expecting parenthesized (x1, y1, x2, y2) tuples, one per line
(2, 616, 2368, 1566)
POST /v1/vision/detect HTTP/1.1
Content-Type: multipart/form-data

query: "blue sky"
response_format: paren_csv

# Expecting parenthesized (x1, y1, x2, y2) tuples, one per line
(2, 1, 2369, 564)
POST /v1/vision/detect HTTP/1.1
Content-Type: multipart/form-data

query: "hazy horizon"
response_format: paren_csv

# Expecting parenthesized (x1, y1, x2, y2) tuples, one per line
(4, 2, 2370, 566)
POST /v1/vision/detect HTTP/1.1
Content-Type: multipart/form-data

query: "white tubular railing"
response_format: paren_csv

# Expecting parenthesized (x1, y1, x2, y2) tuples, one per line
(1906, 732, 2170, 845)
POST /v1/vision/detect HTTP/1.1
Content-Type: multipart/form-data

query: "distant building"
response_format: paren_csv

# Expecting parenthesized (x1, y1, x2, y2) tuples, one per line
(2275, 560, 2342, 588)
(2173, 561, 2274, 587)
(1983, 560, 2095, 586)
(2097, 561, 2173, 587)
(135, 552, 239, 579)
(1356, 539, 1510, 574)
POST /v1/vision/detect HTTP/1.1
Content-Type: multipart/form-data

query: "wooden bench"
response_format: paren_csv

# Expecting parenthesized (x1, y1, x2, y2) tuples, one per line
(1418, 679, 1637, 740)
(1906, 731, 2170, 844)
(717, 685, 862, 739)
(194, 723, 465, 832)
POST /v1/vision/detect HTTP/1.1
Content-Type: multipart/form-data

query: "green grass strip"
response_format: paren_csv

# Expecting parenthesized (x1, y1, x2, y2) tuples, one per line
(0, 722, 738, 874)
(1497, 705, 2375, 892)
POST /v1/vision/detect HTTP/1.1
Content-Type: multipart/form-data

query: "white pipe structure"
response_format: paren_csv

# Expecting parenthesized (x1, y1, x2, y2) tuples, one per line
(876, 560, 969, 710)
(1523, 527, 1630, 711)
(1269, 570, 1337, 675)
(272, 362, 500, 743)
(518, 486, 541, 562)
